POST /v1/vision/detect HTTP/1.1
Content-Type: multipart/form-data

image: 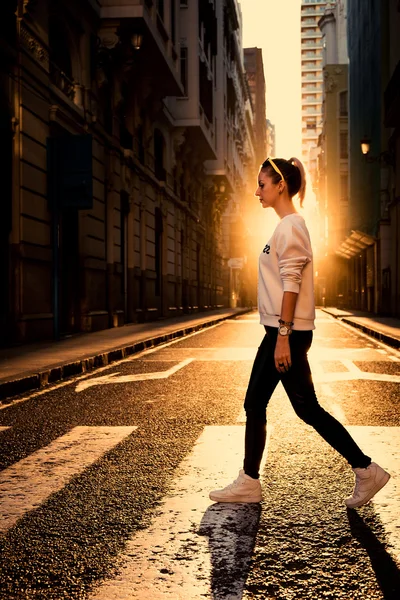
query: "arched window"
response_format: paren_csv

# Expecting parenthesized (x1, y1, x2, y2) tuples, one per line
(48, 16, 74, 100)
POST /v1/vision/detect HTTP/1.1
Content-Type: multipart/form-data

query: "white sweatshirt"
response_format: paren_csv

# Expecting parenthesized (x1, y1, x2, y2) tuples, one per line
(258, 213, 316, 330)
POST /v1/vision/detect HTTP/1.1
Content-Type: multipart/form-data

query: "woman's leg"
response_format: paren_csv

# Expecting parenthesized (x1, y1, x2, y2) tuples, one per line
(243, 330, 280, 478)
(280, 330, 371, 468)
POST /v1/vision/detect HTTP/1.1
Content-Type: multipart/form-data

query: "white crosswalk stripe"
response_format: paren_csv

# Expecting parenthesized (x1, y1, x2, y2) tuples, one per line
(347, 426, 400, 563)
(89, 425, 267, 600)
(0, 421, 399, 595)
(0, 426, 137, 533)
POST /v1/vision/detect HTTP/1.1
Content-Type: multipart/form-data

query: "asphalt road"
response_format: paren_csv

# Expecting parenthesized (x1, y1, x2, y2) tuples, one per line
(0, 310, 399, 599)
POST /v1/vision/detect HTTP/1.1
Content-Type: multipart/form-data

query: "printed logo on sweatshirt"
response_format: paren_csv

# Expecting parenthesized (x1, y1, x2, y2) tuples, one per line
(262, 244, 270, 254)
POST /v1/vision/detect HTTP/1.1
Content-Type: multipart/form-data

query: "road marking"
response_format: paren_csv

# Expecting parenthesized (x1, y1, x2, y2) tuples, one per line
(347, 426, 400, 564)
(0, 324, 221, 410)
(76, 359, 194, 392)
(321, 383, 335, 397)
(89, 426, 267, 600)
(329, 403, 347, 424)
(311, 361, 400, 383)
(0, 426, 137, 533)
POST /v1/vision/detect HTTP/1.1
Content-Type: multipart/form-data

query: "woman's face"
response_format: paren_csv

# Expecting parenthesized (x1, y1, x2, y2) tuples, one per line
(254, 169, 280, 209)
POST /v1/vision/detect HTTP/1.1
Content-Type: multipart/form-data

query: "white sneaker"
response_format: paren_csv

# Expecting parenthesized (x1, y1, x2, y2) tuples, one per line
(209, 469, 262, 503)
(345, 462, 390, 509)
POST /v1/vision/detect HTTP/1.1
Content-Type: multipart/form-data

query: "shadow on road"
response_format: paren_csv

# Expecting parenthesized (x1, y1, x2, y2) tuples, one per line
(347, 508, 400, 600)
(199, 502, 261, 599)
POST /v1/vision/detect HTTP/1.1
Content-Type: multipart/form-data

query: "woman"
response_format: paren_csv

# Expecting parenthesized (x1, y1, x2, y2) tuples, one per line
(209, 157, 390, 509)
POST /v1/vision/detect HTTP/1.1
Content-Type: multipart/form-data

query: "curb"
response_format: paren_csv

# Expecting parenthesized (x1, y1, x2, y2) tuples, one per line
(341, 318, 400, 350)
(0, 309, 252, 403)
(322, 309, 400, 350)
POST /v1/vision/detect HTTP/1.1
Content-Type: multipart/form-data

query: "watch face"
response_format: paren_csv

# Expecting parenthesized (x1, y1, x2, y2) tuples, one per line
(279, 325, 289, 336)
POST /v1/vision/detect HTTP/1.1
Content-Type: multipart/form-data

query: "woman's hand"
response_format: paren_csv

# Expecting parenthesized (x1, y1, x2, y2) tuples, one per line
(274, 335, 291, 373)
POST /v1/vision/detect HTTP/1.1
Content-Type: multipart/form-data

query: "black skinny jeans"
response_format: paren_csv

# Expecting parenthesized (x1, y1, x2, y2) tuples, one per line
(243, 327, 371, 479)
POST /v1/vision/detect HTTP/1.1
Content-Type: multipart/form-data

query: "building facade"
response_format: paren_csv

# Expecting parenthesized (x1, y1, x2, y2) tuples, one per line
(241, 46, 268, 308)
(385, 0, 400, 316)
(301, 0, 328, 182)
(266, 119, 276, 159)
(316, 1, 348, 306)
(342, 0, 398, 315)
(243, 47, 266, 168)
(0, 0, 255, 346)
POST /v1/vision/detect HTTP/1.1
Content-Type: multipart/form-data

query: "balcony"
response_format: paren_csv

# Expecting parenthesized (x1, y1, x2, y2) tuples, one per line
(302, 109, 321, 117)
(302, 74, 323, 82)
(49, 63, 76, 102)
(302, 64, 323, 72)
(302, 42, 323, 50)
(99, 0, 182, 97)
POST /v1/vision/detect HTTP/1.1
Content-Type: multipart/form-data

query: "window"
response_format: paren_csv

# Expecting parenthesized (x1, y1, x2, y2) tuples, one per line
(180, 47, 188, 95)
(339, 90, 348, 116)
(340, 131, 348, 159)
(340, 173, 348, 201)
(154, 129, 166, 181)
(155, 208, 163, 297)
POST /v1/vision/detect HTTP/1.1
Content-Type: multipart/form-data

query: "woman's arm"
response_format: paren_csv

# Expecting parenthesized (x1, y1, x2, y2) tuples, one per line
(274, 290, 298, 372)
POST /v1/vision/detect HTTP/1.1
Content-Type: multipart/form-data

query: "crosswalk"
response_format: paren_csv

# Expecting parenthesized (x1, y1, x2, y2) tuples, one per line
(0, 426, 137, 532)
(0, 421, 399, 598)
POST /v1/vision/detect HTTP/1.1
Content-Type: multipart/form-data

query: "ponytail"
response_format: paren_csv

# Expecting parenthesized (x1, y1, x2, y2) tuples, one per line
(289, 157, 306, 207)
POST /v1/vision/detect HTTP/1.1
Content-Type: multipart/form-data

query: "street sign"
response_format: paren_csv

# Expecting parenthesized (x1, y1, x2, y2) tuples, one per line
(228, 258, 244, 269)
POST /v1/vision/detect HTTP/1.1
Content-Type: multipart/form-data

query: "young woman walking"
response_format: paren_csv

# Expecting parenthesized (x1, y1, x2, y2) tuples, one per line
(209, 157, 390, 509)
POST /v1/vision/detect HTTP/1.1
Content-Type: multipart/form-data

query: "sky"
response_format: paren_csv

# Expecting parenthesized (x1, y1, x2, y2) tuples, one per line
(239, 0, 302, 158)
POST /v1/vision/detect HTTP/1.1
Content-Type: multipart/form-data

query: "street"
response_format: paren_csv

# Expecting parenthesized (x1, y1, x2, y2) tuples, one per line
(0, 310, 399, 599)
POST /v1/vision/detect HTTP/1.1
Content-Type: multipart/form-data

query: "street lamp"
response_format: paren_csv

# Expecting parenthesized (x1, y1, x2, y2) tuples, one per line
(131, 32, 143, 50)
(360, 137, 393, 166)
(360, 136, 371, 155)
(214, 181, 226, 194)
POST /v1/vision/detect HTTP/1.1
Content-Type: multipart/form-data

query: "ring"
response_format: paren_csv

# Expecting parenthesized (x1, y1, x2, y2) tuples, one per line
(278, 363, 284, 366)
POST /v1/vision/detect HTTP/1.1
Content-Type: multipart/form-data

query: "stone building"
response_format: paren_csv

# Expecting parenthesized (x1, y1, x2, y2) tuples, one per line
(316, 0, 348, 307)
(0, 0, 255, 345)
(385, 0, 400, 316)
(343, 0, 399, 315)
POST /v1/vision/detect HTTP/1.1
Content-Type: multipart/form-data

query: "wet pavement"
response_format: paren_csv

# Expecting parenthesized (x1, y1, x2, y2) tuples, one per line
(0, 310, 399, 599)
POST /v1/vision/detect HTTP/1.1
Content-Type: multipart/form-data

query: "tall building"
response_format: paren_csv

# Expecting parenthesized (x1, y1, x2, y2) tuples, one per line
(316, 0, 348, 306)
(343, 0, 398, 315)
(243, 46, 268, 306)
(266, 119, 276, 158)
(0, 0, 255, 345)
(243, 47, 267, 167)
(301, 0, 328, 181)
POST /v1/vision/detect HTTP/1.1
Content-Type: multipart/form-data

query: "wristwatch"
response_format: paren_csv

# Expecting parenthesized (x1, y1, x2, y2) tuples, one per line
(278, 318, 293, 336)
(278, 324, 292, 336)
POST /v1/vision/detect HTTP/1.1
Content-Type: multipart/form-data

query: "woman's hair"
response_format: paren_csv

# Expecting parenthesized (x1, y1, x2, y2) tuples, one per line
(261, 157, 307, 206)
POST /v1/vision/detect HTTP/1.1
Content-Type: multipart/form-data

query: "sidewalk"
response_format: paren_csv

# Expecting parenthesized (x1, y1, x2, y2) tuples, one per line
(0, 308, 252, 402)
(321, 307, 400, 350)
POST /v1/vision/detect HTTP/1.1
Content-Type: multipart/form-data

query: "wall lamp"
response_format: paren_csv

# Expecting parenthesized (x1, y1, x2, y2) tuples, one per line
(131, 32, 143, 50)
(360, 136, 394, 166)
(214, 181, 226, 194)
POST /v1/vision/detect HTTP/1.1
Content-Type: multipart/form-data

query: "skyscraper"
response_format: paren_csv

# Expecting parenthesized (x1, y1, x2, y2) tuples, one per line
(301, 0, 328, 179)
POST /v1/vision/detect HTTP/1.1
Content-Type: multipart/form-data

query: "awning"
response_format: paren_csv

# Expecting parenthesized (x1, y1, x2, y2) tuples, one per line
(335, 230, 376, 259)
